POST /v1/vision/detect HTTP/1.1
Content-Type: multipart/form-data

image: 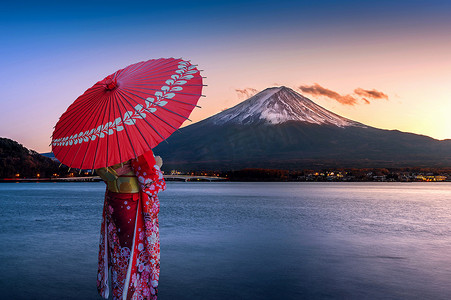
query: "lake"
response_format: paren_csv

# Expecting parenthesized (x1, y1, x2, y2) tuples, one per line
(1, 182, 451, 299)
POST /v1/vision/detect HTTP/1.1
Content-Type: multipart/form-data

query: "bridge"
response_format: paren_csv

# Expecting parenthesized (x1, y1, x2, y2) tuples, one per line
(54, 175, 227, 182)
(2, 175, 227, 183)
(163, 175, 227, 182)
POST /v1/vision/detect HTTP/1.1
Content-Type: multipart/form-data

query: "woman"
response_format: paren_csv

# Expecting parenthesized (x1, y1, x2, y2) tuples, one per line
(96, 150, 166, 300)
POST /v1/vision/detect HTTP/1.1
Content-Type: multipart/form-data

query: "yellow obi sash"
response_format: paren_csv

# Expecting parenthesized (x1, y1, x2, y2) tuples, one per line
(96, 162, 140, 193)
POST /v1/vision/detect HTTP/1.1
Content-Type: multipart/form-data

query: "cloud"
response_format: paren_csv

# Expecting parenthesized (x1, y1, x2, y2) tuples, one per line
(235, 88, 258, 100)
(362, 98, 371, 104)
(298, 83, 358, 105)
(298, 83, 389, 105)
(354, 88, 388, 100)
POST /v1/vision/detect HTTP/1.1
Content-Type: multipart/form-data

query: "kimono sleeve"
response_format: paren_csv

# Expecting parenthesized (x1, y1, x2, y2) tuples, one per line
(131, 151, 166, 197)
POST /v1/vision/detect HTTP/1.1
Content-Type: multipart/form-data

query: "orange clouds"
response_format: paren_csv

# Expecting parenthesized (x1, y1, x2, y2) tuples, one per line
(354, 88, 388, 100)
(298, 83, 388, 106)
(298, 83, 358, 105)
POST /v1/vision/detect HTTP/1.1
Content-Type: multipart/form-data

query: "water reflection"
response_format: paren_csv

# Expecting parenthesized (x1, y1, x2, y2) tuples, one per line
(1, 182, 451, 299)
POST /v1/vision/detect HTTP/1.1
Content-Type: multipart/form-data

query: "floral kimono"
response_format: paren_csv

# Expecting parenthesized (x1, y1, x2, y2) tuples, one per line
(97, 151, 166, 300)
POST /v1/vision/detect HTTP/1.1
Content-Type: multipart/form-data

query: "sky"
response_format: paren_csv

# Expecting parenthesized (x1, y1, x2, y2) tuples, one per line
(1, 0, 451, 152)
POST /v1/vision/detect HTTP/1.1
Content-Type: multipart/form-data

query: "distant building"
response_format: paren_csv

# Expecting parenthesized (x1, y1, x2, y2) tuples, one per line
(416, 175, 447, 182)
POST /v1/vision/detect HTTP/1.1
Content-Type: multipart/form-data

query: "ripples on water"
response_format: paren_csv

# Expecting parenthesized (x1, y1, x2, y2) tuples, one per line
(1, 182, 451, 299)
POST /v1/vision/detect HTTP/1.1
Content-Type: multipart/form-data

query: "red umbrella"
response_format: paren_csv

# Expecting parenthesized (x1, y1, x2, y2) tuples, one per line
(52, 57, 203, 170)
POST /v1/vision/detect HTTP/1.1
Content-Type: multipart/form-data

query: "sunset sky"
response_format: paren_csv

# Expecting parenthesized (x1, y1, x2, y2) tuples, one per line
(2, 0, 451, 152)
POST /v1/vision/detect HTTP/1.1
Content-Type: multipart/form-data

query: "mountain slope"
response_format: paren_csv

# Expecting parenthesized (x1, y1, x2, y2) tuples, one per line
(154, 87, 451, 170)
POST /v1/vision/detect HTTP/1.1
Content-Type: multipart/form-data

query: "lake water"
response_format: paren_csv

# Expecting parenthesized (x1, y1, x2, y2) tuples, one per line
(1, 182, 451, 299)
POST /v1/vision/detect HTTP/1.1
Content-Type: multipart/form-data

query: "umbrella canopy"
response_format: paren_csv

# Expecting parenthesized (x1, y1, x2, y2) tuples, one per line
(52, 58, 203, 169)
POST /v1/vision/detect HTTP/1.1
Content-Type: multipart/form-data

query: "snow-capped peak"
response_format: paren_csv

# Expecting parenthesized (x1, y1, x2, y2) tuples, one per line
(207, 86, 363, 127)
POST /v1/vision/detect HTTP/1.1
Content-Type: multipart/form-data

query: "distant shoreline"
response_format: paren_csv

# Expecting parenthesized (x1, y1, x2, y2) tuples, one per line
(0, 176, 102, 183)
(2, 169, 451, 183)
(1, 178, 450, 183)
(0, 175, 228, 183)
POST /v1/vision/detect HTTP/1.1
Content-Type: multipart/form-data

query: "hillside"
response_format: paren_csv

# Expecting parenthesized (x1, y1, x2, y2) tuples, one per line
(0, 137, 61, 178)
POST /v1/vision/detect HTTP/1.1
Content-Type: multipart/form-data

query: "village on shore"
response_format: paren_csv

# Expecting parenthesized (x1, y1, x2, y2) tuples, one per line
(171, 168, 451, 182)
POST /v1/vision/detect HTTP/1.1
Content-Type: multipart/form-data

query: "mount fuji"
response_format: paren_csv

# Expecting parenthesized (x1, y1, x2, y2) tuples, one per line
(206, 86, 362, 127)
(155, 86, 451, 170)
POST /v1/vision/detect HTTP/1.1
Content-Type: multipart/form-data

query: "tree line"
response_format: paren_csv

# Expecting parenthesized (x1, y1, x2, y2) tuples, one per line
(0, 137, 69, 178)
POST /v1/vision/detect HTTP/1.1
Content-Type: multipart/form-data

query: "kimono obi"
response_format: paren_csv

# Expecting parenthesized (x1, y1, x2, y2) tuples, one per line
(95, 161, 140, 193)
